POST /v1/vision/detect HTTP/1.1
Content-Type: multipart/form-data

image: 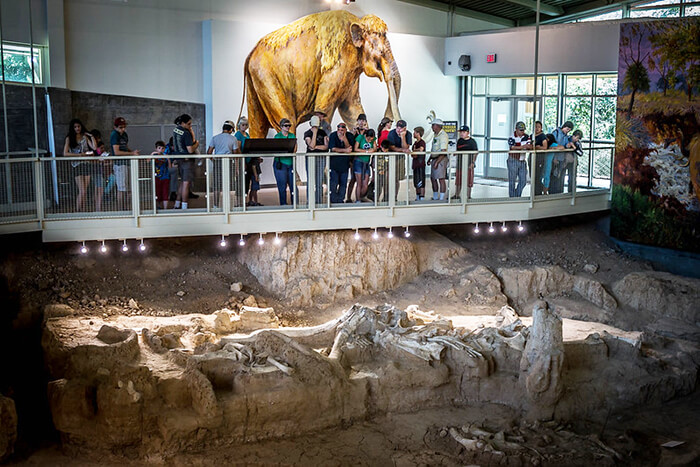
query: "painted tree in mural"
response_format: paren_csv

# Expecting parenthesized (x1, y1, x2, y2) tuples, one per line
(650, 19, 700, 102)
(620, 23, 651, 116)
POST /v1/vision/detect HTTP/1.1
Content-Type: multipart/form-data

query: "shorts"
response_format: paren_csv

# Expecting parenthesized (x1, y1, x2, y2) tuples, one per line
(353, 159, 370, 176)
(250, 178, 260, 191)
(72, 162, 91, 177)
(155, 178, 170, 202)
(412, 167, 425, 189)
(113, 164, 129, 192)
(178, 160, 195, 183)
(430, 157, 447, 180)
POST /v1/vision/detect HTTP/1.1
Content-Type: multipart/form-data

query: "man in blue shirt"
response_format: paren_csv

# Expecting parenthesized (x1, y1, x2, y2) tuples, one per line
(386, 119, 412, 202)
(328, 122, 355, 203)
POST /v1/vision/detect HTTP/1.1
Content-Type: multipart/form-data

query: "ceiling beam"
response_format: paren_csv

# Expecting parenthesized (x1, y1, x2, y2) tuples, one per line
(519, 0, 631, 24)
(396, 0, 517, 28)
(499, 0, 564, 16)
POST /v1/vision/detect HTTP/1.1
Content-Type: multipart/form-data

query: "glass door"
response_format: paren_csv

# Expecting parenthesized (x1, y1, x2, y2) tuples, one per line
(486, 97, 540, 179)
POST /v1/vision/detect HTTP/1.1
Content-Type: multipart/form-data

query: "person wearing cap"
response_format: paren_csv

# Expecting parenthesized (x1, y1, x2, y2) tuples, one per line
(345, 113, 367, 202)
(456, 125, 478, 200)
(273, 118, 297, 206)
(550, 121, 575, 194)
(507, 121, 532, 198)
(552, 129, 583, 195)
(328, 122, 355, 203)
(207, 121, 240, 208)
(313, 110, 333, 136)
(428, 119, 449, 201)
(172, 114, 200, 209)
(110, 117, 140, 210)
(304, 115, 329, 205)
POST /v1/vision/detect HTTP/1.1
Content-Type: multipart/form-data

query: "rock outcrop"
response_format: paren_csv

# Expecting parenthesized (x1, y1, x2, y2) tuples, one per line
(42, 302, 698, 460)
(237, 228, 466, 306)
(497, 266, 617, 314)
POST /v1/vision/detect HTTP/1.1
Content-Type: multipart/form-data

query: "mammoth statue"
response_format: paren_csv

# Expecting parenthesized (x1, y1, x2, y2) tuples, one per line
(241, 10, 402, 137)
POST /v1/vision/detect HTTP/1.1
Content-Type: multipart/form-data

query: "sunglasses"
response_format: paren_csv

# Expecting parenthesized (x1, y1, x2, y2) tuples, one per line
(338, 125, 347, 129)
(282, 124, 291, 127)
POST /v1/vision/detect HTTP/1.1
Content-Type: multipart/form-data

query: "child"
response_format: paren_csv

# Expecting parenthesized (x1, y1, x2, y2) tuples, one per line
(411, 127, 426, 201)
(151, 141, 171, 209)
(247, 156, 263, 207)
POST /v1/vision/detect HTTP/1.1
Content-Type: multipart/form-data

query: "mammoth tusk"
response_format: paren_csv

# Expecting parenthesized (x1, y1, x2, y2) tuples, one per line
(386, 79, 401, 121)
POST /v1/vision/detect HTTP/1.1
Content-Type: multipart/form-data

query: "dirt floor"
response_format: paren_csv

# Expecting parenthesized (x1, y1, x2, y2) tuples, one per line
(1, 213, 699, 465)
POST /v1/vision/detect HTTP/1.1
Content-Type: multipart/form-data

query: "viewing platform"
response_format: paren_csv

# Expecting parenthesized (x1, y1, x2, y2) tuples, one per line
(0, 148, 613, 244)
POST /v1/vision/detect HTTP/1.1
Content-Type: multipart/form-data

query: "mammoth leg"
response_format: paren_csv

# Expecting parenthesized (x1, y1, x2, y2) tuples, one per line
(246, 74, 272, 138)
(314, 81, 342, 126)
(337, 78, 365, 128)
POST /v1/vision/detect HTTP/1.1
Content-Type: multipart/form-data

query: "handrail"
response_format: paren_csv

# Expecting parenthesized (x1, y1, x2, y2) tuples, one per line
(40, 146, 610, 162)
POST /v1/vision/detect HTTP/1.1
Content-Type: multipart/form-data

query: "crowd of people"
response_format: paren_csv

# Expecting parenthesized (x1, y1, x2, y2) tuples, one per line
(62, 111, 583, 212)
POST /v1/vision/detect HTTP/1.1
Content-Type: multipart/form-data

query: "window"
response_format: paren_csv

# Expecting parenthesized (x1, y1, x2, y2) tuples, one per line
(567, 0, 697, 22)
(1, 43, 42, 84)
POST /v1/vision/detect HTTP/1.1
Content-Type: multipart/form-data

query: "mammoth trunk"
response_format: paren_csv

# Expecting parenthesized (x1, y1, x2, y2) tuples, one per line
(382, 58, 402, 121)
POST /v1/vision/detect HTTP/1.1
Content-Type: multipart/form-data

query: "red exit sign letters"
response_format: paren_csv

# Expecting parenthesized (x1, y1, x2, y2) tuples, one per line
(486, 54, 497, 63)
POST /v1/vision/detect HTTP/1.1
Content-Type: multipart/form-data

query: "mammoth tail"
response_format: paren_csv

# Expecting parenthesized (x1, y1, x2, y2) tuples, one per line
(237, 55, 251, 125)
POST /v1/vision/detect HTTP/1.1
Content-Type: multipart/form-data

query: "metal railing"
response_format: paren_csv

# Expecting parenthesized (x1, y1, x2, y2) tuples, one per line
(0, 147, 613, 239)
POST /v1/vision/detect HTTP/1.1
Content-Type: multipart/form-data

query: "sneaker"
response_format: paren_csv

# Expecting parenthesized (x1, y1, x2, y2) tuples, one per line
(344, 199, 352, 203)
(189, 192, 200, 199)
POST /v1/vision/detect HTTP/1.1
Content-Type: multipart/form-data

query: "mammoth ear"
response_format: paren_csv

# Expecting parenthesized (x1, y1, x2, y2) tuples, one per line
(350, 23, 364, 48)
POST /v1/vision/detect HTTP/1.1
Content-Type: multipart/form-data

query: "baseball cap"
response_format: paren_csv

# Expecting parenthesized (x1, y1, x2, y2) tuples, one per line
(563, 121, 574, 130)
(309, 116, 321, 127)
(396, 119, 407, 128)
(459, 125, 470, 132)
(432, 119, 444, 126)
(515, 121, 526, 131)
(114, 117, 127, 127)
(357, 113, 367, 121)
(279, 118, 292, 127)
(337, 122, 347, 129)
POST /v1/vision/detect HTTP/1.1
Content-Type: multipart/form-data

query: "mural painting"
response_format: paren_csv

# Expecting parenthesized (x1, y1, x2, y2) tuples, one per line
(611, 17, 700, 252)
(242, 10, 402, 137)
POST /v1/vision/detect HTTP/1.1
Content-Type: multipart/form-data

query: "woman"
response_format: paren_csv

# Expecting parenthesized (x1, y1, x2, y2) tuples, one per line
(353, 128, 376, 203)
(377, 117, 392, 146)
(236, 117, 256, 205)
(63, 119, 96, 212)
(273, 118, 297, 205)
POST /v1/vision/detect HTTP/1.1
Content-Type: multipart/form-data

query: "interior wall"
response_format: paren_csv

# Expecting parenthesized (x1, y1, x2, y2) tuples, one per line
(58, 0, 503, 104)
(445, 21, 621, 76)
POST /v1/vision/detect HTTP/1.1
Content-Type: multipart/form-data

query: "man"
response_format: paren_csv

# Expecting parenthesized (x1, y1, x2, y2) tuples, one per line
(110, 117, 140, 211)
(345, 113, 367, 202)
(172, 114, 199, 209)
(532, 121, 548, 195)
(455, 125, 478, 200)
(550, 121, 575, 194)
(207, 120, 240, 208)
(313, 109, 333, 136)
(428, 118, 449, 201)
(387, 119, 412, 201)
(328, 122, 355, 203)
(304, 115, 329, 204)
(554, 129, 584, 194)
(507, 121, 532, 198)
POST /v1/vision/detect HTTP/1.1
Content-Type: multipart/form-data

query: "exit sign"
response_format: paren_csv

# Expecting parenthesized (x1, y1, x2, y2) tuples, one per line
(486, 54, 497, 63)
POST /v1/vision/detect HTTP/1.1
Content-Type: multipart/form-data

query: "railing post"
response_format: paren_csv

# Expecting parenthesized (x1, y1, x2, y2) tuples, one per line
(130, 158, 140, 224)
(388, 153, 396, 210)
(34, 158, 44, 222)
(460, 152, 468, 204)
(307, 155, 315, 214)
(222, 157, 231, 216)
(151, 159, 156, 214)
(529, 150, 536, 208)
(205, 156, 211, 213)
(571, 150, 577, 206)
(326, 154, 331, 207)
